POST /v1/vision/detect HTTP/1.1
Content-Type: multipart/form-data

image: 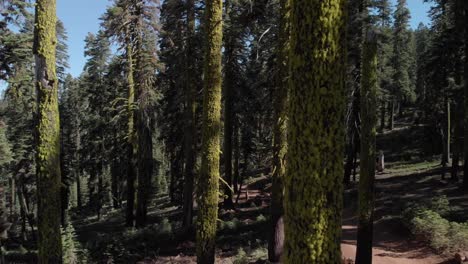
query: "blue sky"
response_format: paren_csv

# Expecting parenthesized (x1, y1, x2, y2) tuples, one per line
(60, 0, 435, 78)
(0, 0, 433, 93)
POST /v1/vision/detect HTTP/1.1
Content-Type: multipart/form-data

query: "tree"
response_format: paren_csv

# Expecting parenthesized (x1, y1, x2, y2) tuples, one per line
(33, 0, 63, 262)
(268, 0, 289, 261)
(355, 30, 378, 264)
(389, 0, 412, 130)
(0, 121, 12, 170)
(196, 0, 223, 261)
(284, 0, 346, 262)
(182, 0, 197, 230)
(463, 0, 468, 188)
(134, 0, 159, 227)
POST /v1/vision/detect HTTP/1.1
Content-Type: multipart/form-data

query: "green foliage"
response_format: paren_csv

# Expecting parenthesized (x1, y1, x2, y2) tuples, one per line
(220, 218, 241, 231)
(233, 248, 249, 264)
(233, 245, 268, 263)
(403, 196, 468, 254)
(256, 214, 267, 223)
(61, 224, 89, 264)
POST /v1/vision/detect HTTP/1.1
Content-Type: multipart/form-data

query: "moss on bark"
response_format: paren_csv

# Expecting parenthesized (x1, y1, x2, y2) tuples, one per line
(33, 0, 63, 262)
(196, 0, 223, 261)
(284, 0, 346, 263)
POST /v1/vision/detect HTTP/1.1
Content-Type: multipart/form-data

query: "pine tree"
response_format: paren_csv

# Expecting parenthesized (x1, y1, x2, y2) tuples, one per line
(196, 0, 223, 261)
(182, 0, 197, 230)
(390, 0, 412, 129)
(0, 121, 12, 170)
(134, 0, 159, 227)
(284, 0, 346, 262)
(355, 30, 378, 264)
(33, 0, 63, 261)
(268, 0, 289, 261)
(463, 0, 468, 188)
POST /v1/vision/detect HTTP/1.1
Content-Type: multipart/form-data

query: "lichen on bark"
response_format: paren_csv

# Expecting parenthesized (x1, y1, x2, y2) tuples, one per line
(284, 0, 347, 263)
(33, 0, 63, 262)
(196, 0, 223, 262)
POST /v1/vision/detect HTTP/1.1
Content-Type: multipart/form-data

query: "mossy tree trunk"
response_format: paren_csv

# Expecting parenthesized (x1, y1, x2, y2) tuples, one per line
(284, 0, 346, 263)
(182, 0, 197, 231)
(355, 30, 378, 264)
(33, 0, 63, 262)
(196, 0, 223, 261)
(268, 0, 289, 261)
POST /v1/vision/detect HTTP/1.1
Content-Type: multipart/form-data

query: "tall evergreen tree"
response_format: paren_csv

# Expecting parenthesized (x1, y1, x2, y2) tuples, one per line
(355, 30, 378, 264)
(389, 0, 411, 130)
(463, 0, 468, 188)
(284, 0, 346, 262)
(196, 0, 223, 261)
(33, 0, 63, 261)
(268, 0, 289, 261)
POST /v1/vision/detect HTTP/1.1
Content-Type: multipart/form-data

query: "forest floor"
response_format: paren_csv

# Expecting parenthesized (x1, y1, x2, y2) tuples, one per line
(73, 113, 468, 264)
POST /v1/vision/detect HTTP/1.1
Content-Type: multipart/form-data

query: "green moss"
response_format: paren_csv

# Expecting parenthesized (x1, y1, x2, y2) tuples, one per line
(33, 0, 63, 262)
(284, 0, 346, 263)
(196, 0, 223, 262)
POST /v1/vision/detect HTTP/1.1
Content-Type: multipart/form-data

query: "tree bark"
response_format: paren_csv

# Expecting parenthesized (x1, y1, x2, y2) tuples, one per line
(33, 0, 63, 261)
(388, 99, 394, 130)
(125, 36, 137, 227)
(196, 0, 223, 261)
(380, 101, 386, 132)
(356, 30, 378, 264)
(463, 1, 468, 189)
(268, 0, 289, 261)
(182, 0, 197, 231)
(284, 0, 346, 262)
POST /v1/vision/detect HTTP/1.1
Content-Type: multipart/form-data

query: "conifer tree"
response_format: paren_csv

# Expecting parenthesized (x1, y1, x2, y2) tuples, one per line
(284, 0, 346, 263)
(33, 0, 63, 262)
(463, 0, 468, 188)
(182, 0, 197, 230)
(268, 0, 289, 261)
(355, 30, 378, 264)
(390, 0, 411, 129)
(196, 0, 223, 261)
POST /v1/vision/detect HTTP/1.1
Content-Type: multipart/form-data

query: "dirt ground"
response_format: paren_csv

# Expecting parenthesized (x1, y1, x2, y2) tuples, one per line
(75, 118, 468, 264)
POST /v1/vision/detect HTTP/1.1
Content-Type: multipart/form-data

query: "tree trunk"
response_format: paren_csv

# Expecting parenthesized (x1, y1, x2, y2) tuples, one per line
(233, 123, 240, 193)
(284, 0, 346, 262)
(135, 122, 152, 227)
(135, 18, 154, 228)
(182, 0, 197, 231)
(125, 37, 137, 227)
(76, 172, 82, 209)
(222, 0, 236, 209)
(388, 99, 394, 130)
(268, 0, 289, 261)
(442, 99, 450, 168)
(451, 119, 461, 181)
(463, 1, 468, 189)
(356, 30, 378, 264)
(196, 0, 223, 261)
(380, 101, 386, 132)
(33, 0, 63, 261)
